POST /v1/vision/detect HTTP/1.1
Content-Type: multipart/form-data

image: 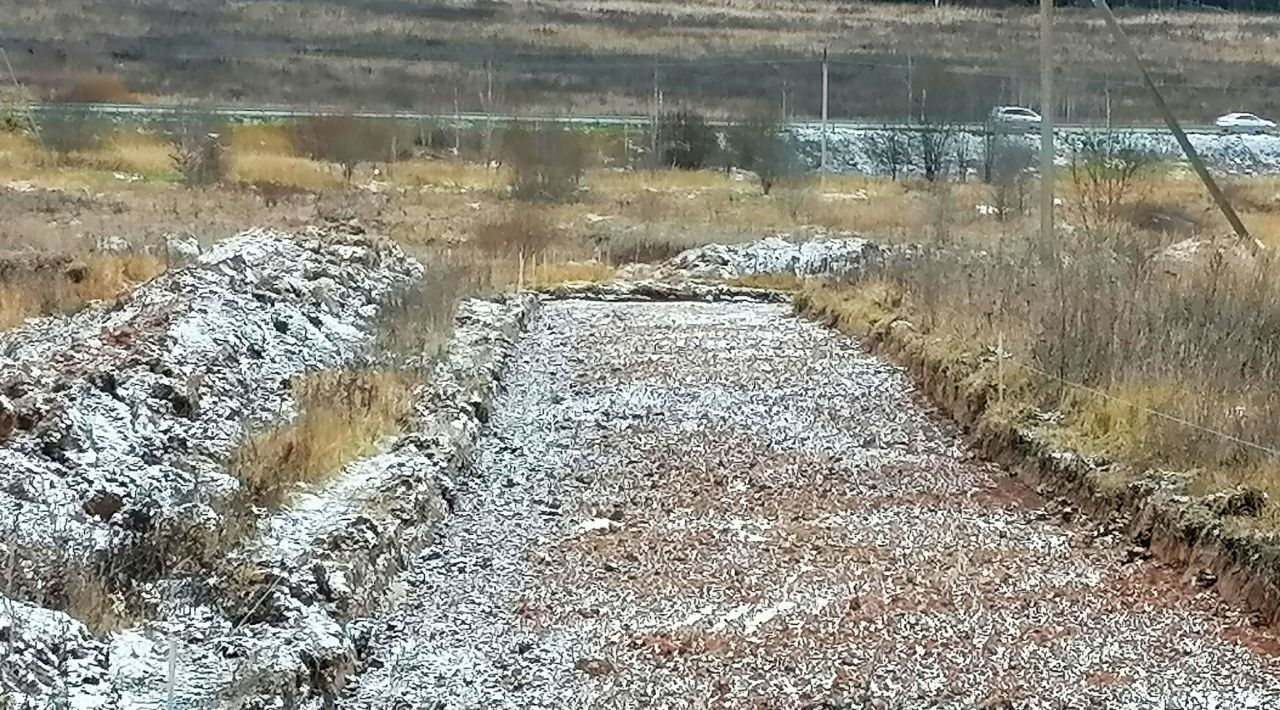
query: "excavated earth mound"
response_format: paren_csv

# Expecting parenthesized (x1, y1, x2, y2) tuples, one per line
(0, 229, 422, 601)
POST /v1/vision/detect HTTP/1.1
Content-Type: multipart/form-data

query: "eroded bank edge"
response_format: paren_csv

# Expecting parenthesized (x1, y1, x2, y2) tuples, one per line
(795, 292, 1280, 627)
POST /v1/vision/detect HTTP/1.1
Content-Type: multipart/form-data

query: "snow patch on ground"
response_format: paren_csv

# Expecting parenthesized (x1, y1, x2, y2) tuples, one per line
(98, 295, 539, 709)
(662, 235, 887, 280)
(0, 229, 423, 604)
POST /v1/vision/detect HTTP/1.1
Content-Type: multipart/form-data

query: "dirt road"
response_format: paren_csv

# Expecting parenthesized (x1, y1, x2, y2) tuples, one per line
(341, 300, 1280, 709)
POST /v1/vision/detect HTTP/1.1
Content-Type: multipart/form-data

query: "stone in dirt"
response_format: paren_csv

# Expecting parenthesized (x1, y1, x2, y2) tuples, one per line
(0, 393, 14, 441)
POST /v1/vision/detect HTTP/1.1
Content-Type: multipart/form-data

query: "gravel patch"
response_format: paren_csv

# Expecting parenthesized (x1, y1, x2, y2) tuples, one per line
(341, 300, 1280, 708)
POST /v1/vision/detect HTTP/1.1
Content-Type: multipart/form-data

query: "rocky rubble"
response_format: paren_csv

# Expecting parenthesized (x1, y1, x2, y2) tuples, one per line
(542, 280, 789, 302)
(0, 229, 423, 601)
(0, 229, 426, 706)
(342, 299, 1280, 708)
(0, 294, 539, 709)
(0, 598, 109, 710)
(651, 235, 887, 280)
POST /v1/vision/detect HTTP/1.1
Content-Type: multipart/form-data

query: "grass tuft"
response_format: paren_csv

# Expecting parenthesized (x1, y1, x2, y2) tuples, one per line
(231, 369, 419, 503)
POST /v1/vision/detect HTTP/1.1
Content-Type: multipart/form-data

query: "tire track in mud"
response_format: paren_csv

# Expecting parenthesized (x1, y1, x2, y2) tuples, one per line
(341, 300, 1280, 709)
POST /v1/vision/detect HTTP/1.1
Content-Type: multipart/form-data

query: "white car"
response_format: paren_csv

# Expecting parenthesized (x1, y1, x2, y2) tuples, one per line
(1214, 112, 1276, 134)
(989, 106, 1043, 130)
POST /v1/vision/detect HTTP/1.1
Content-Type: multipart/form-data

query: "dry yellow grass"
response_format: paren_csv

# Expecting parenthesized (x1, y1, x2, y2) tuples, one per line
(0, 285, 38, 330)
(64, 572, 135, 635)
(0, 253, 165, 330)
(232, 369, 418, 503)
(590, 168, 739, 193)
(228, 124, 296, 157)
(394, 159, 506, 191)
(0, 130, 41, 168)
(80, 131, 174, 174)
(728, 273, 806, 292)
(529, 260, 615, 286)
(229, 153, 341, 190)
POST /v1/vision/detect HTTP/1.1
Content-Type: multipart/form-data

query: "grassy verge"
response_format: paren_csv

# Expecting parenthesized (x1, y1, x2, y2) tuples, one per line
(796, 241, 1280, 530)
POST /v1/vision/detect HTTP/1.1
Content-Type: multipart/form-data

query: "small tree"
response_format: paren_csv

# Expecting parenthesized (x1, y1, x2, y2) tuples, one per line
(502, 124, 587, 202)
(987, 137, 1035, 221)
(170, 124, 227, 188)
(1068, 132, 1157, 242)
(657, 109, 717, 170)
(864, 126, 910, 181)
(37, 115, 104, 163)
(289, 116, 406, 181)
(471, 209, 560, 259)
(724, 114, 794, 195)
(915, 118, 958, 182)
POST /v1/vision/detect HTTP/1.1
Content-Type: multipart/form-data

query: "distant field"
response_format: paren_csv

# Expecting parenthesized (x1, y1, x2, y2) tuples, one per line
(2, 0, 1280, 122)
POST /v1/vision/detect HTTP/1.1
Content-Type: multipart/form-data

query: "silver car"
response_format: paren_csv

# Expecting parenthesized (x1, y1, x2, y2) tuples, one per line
(1214, 112, 1277, 134)
(988, 106, 1043, 132)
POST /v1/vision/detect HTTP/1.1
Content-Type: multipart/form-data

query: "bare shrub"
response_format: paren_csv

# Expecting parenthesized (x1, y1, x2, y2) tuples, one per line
(232, 369, 418, 503)
(986, 137, 1035, 221)
(915, 118, 957, 182)
(657, 109, 717, 170)
(501, 124, 586, 202)
(1067, 132, 1158, 245)
(471, 209, 561, 259)
(36, 115, 105, 161)
(170, 125, 228, 187)
(288, 116, 409, 181)
(55, 74, 139, 104)
(376, 251, 479, 365)
(0, 86, 34, 133)
(249, 180, 314, 207)
(724, 113, 794, 195)
(864, 127, 910, 181)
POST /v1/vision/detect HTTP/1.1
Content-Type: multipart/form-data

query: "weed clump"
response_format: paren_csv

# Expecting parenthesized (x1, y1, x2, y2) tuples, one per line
(231, 370, 418, 503)
(502, 124, 586, 202)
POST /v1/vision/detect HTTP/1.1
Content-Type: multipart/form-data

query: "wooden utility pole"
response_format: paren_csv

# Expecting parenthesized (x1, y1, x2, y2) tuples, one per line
(651, 66, 660, 168)
(1039, 0, 1055, 255)
(820, 48, 829, 174)
(905, 56, 913, 124)
(1089, 0, 1253, 246)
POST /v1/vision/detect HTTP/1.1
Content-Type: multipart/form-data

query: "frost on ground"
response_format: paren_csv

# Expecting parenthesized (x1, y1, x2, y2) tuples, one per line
(0, 229, 422, 601)
(790, 125, 1280, 177)
(0, 598, 108, 709)
(343, 300, 1280, 709)
(80, 296, 532, 710)
(641, 236, 886, 281)
(543, 280, 788, 303)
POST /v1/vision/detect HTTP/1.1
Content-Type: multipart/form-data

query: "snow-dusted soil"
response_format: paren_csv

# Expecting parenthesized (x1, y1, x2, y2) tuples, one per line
(662, 236, 886, 280)
(342, 300, 1280, 708)
(2, 294, 540, 710)
(0, 230, 422, 602)
(790, 125, 1280, 177)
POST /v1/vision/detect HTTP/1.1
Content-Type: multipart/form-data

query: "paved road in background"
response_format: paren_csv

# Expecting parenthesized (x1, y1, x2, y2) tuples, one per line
(27, 101, 1235, 134)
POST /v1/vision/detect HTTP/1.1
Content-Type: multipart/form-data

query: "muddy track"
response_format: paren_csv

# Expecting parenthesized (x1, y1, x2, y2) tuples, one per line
(340, 300, 1280, 709)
